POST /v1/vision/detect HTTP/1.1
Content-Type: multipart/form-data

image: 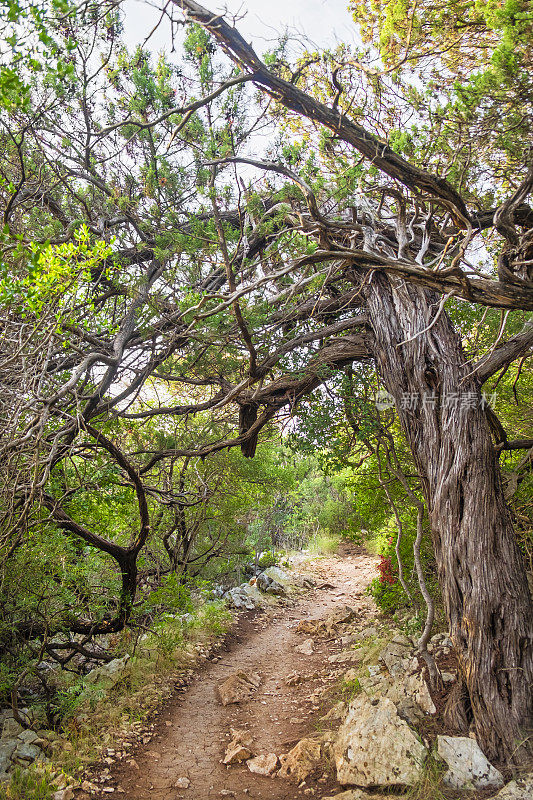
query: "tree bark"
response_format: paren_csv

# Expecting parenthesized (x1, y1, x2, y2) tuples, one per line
(362, 271, 533, 767)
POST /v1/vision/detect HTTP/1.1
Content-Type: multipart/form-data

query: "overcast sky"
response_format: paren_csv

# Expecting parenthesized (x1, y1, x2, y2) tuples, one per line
(122, 0, 357, 57)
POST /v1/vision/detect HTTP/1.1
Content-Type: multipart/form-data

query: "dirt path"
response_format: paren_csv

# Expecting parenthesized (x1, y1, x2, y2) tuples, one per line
(108, 546, 378, 800)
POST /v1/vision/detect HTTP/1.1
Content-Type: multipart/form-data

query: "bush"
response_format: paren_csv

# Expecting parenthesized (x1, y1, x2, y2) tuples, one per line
(257, 549, 278, 569)
(365, 515, 438, 615)
(366, 574, 406, 613)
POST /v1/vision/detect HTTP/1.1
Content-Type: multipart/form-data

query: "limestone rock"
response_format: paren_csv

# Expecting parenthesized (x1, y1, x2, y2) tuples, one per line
(295, 638, 314, 655)
(255, 572, 272, 592)
(296, 606, 357, 638)
(174, 777, 191, 789)
(217, 672, 261, 705)
(53, 790, 74, 800)
(355, 626, 378, 641)
(492, 774, 533, 799)
(404, 672, 436, 715)
(223, 729, 254, 764)
(391, 632, 411, 647)
(241, 584, 266, 605)
(325, 606, 357, 633)
(247, 753, 279, 775)
(1, 718, 23, 739)
(437, 736, 504, 790)
(278, 734, 329, 782)
(379, 640, 411, 678)
(333, 695, 427, 787)
(84, 655, 130, 687)
(18, 729, 41, 744)
(223, 586, 256, 610)
(265, 580, 286, 596)
(12, 741, 41, 763)
(296, 619, 322, 636)
(0, 740, 16, 773)
(357, 662, 435, 725)
(263, 566, 293, 587)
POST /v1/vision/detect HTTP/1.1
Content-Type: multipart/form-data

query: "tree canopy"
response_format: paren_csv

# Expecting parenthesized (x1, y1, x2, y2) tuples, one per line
(0, 0, 531, 770)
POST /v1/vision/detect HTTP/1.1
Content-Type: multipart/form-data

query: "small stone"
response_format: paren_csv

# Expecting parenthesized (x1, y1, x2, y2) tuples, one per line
(295, 639, 314, 655)
(217, 672, 261, 705)
(247, 753, 279, 775)
(285, 671, 304, 686)
(53, 790, 74, 800)
(174, 777, 191, 789)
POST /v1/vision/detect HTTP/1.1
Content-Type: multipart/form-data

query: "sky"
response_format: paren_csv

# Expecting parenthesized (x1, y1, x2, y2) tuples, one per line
(122, 0, 357, 57)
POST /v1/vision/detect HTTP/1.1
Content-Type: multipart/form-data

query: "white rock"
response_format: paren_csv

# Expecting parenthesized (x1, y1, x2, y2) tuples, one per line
(246, 753, 279, 775)
(223, 587, 255, 610)
(379, 642, 411, 677)
(53, 790, 74, 800)
(174, 777, 191, 789)
(263, 566, 293, 586)
(333, 695, 427, 787)
(84, 655, 130, 687)
(491, 774, 533, 799)
(295, 638, 314, 655)
(402, 672, 436, 715)
(437, 736, 504, 790)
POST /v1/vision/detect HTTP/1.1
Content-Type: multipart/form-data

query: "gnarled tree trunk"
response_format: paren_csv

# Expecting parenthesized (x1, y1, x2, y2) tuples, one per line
(363, 271, 533, 767)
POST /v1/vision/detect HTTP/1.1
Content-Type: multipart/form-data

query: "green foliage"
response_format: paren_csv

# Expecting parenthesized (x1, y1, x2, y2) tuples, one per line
(0, 225, 113, 315)
(142, 574, 194, 614)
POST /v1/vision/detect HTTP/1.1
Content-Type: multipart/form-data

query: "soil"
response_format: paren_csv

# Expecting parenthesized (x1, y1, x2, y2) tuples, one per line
(94, 545, 379, 800)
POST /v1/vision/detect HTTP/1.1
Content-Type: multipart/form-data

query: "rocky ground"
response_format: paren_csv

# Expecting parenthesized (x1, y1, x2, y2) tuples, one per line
(3, 544, 531, 800)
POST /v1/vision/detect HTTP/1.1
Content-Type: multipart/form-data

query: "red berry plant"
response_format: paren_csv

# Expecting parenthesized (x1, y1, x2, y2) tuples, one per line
(378, 555, 397, 585)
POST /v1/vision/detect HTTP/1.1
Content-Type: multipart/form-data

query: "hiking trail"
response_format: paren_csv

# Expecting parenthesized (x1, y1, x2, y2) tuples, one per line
(100, 546, 378, 800)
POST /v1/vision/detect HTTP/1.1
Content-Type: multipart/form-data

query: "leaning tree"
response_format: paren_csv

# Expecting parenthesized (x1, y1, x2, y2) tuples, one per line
(0, 0, 531, 766)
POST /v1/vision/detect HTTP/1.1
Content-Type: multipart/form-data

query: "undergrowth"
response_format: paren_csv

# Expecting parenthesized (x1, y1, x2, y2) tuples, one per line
(0, 599, 233, 797)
